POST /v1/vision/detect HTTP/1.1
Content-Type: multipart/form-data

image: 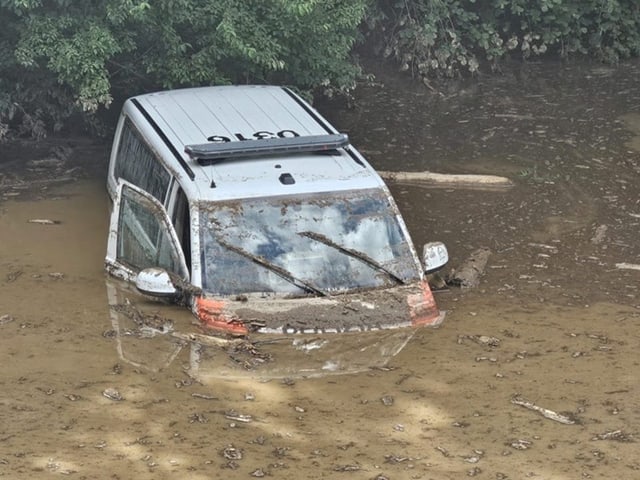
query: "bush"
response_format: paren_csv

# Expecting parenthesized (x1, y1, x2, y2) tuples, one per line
(0, 0, 369, 139)
(366, 0, 640, 79)
(1, 0, 639, 139)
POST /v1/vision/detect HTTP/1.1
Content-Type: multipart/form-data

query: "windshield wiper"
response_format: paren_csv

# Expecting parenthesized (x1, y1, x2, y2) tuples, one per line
(297, 231, 406, 285)
(215, 238, 328, 297)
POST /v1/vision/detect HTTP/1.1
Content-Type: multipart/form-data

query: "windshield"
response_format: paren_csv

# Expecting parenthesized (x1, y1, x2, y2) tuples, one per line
(198, 189, 421, 296)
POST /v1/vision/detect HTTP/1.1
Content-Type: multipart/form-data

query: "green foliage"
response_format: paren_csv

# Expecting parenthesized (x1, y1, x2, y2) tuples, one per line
(366, 0, 640, 79)
(15, 16, 122, 112)
(0, 0, 368, 139)
(1, 0, 639, 139)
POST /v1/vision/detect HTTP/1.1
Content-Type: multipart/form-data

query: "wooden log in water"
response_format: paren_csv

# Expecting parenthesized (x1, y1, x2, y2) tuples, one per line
(447, 248, 492, 288)
(379, 171, 513, 190)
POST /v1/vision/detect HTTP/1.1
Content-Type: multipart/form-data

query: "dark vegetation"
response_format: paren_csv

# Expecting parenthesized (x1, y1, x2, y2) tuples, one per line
(0, 0, 638, 140)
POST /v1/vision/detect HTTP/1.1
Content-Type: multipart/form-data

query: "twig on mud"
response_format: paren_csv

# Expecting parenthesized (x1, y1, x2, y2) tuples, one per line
(434, 446, 451, 457)
(170, 331, 244, 347)
(510, 395, 576, 425)
(224, 410, 253, 423)
(592, 430, 634, 442)
(333, 464, 361, 472)
(191, 393, 218, 400)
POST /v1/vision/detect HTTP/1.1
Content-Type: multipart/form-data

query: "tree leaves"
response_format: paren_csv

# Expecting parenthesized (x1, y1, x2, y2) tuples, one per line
(0, 0, 369, 138)
(1, 0, 638, 139)
(367, 0, 640, 79)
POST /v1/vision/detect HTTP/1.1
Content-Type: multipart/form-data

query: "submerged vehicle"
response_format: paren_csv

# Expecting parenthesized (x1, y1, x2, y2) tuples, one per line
(105, 85, 448, 345)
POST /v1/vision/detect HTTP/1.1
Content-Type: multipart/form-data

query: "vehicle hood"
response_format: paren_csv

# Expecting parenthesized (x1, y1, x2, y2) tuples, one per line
(195, 280, 443, 335)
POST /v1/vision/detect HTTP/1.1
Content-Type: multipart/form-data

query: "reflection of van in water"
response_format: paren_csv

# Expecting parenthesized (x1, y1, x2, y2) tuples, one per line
(105, 85, 448, 337)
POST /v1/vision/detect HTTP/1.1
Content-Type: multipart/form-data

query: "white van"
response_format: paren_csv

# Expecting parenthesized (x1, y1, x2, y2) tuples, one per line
(105, 85, 448, 337)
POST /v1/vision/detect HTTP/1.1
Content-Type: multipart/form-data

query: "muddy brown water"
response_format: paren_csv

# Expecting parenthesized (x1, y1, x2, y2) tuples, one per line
(2, 61, 640, 479)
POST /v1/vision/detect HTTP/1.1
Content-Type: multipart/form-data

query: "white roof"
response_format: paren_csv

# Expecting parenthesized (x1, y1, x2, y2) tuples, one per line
(123, 85, 383, 202)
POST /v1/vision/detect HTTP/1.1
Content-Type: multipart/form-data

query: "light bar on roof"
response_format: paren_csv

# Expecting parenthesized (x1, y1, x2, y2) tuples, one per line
(184, 133, 349, 161)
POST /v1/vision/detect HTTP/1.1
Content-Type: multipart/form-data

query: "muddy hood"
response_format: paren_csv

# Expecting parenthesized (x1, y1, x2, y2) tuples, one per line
(195, 280, 443, 335)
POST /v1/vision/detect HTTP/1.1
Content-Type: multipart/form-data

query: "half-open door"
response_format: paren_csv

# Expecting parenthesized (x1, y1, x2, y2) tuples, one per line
(105, 180, 188, 283)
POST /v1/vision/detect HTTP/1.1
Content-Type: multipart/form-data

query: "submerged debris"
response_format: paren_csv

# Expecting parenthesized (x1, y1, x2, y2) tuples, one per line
(379, 170, 513, 190)
(227, 340, 272, 369)
(591, 224, 608, 244)
(6, 270, 22, 282)
(191, 393, 218, 400)
(435, 446, 451, 457)
(102, 388, 124, 401)
(27, 218, 60, 225)
(333, 464, 361, 472)
(467, 466, 482, 476)
(188, 413, 208, 424)
(458, 334, 501, 347)
(224, 410, 252, 423)
(615, 263, 640, 271)
(511, 395, 576, 425)
(447, 248, 491, 288)
(508, 439, 533, 450)
(112, 301, 174, 334)
(385, 454, 409, 464)
(380, 395, 394, 406)
(222, 444, 243, 460)
(592, 429, 634, 442)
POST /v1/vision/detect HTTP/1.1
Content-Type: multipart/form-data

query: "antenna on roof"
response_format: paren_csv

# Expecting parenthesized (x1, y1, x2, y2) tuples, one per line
(184, 134, 349, 162)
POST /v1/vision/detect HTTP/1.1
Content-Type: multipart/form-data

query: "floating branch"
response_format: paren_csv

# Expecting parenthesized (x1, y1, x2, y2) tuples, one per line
(379, 171, 514, 190)
(511, 395, 576, 425)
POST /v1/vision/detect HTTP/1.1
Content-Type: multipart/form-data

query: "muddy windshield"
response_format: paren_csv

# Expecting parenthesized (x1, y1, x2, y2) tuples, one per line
(198, 189, 421, 296)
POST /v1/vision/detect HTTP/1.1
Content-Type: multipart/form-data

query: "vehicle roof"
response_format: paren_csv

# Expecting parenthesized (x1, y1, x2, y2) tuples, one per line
(124, 85, 384, 202)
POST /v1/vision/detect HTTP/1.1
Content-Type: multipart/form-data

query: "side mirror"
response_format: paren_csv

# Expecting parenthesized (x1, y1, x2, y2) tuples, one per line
(423, 241, 449, 273)
(135, 268, 179, 298)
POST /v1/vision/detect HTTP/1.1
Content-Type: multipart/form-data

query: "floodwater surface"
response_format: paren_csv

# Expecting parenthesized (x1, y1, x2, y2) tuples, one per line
(2, 60, 640, 479)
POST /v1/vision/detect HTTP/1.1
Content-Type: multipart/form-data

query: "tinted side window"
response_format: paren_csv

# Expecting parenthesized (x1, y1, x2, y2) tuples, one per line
(114, 117, 171, 203)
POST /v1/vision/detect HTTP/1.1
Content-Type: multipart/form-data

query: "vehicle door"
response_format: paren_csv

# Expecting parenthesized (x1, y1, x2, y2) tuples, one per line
(106, 180, 189, 283)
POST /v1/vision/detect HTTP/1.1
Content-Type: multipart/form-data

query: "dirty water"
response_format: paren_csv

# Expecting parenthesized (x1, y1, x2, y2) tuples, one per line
(1, 59, 640, 479)
(326, 59, 640, 307)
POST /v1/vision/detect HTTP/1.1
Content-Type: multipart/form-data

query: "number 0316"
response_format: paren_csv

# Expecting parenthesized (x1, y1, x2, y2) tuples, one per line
(207, 130, 300, 143)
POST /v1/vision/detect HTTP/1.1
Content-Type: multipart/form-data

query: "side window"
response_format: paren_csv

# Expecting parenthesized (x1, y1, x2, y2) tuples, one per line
(114, 117, 171, 203)
(116, 184, 186, 278)
(171, 187, 192, 270)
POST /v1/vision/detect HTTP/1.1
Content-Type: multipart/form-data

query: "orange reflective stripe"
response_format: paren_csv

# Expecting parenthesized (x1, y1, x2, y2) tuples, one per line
(195, 297, 248, 335)
(407, 281, 442, 327)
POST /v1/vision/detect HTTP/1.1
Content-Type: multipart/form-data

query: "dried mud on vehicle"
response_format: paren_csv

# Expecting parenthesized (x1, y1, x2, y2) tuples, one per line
(2, 60, 640, 479)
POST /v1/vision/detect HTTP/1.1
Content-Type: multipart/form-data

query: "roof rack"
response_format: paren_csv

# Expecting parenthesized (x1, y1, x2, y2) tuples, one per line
(184, 133, 349, 161)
